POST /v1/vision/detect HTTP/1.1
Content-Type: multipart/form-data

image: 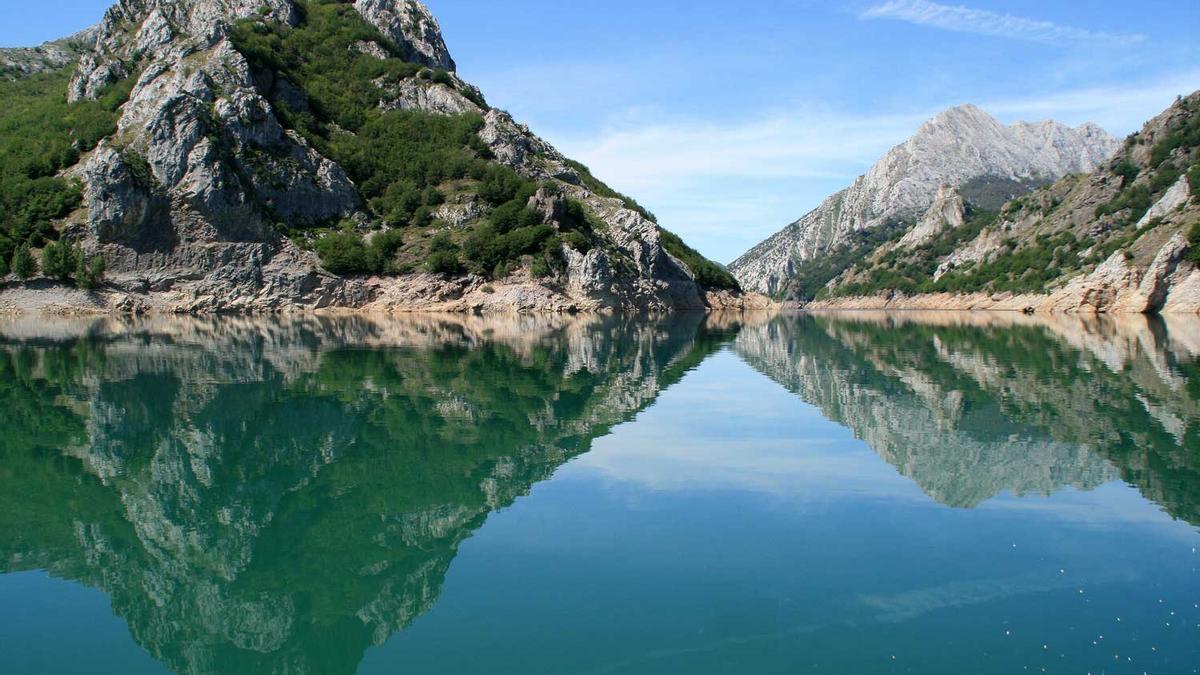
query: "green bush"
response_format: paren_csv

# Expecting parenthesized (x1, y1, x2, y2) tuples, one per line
(40, 241, 81, 282)
(315, 231, 370, 274)
(76, 254, 106, 290)
(462, 223, 554, 277)
(561, 230, 591, 253)
(1189, 221, 1200, 265)
(426, 250, 463, 274)
(0, 67, 132, 255)
(530, 258, 552, 279)
(1113, 159, 1140, 186)
(1189, 165, 1200, 200)
(11, 245, 35, 279)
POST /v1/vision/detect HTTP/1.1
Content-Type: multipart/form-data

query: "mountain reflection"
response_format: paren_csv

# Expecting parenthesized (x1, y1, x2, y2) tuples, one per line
(1, 310, 1198, 674)
(735, 312, 1200, 519)
(0, 313, 739, 675)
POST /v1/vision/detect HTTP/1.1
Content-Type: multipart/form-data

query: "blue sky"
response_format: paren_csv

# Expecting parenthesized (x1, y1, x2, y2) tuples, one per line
(3, 1, 1199, 263)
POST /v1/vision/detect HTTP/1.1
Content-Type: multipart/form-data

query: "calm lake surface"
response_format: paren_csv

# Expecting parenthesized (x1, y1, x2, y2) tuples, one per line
(0, 311, 1197, 674)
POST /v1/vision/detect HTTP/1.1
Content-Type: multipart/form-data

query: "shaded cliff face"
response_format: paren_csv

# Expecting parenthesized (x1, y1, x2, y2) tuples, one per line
(0, 313, 737, 675)
(0, 0, 740, 314)
(730, 104, 1118, 298)
(735, 312, 1200, 519)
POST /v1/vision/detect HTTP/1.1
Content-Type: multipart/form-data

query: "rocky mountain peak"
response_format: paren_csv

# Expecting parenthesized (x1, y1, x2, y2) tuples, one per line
(68, 0, 454, 101)
(354, 0, 456, 72)
(730, 103, 1120, 296)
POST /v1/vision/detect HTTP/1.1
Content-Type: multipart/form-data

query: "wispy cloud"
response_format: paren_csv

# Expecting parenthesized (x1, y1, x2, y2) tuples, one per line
(860, 0, 1146, 46)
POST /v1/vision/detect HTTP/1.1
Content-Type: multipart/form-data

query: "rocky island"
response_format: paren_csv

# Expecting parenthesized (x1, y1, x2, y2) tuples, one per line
(0, 0, 767, 315)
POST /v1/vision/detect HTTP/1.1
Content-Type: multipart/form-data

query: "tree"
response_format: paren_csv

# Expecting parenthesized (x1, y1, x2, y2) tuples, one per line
(12, 245, 35, 279)
(76, 254, 105, 290)
(41, 240, 81, 282)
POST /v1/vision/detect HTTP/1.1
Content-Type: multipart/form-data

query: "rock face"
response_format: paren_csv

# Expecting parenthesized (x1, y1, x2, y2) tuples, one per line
(353, 0, 455, 71)
(2, 0, 757, 315)
(731, 104, 1119, 296)
(898, 184, 966, 249)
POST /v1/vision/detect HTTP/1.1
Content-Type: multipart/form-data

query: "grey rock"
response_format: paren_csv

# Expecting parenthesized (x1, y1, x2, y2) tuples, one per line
(353, 0, 456, 71)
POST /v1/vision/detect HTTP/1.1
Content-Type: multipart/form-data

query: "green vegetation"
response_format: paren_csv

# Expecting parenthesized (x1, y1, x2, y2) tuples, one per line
(1189, 221, 1200, 265)
(824, 207, 1089, 298)
(658, 228, 740, 291)
(1149, 98, 1200, 168)
(786, 221, 911, 301)
(231, 0, 732, 289)
(0, 67, 134, 270)
(76, 253, 106, 290)
(11, 245, 34, 279)
(232, 1, 568, 279)
(36, 240, 105, 287)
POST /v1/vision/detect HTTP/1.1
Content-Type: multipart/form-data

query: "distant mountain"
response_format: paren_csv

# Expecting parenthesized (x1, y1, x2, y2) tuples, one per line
(730, 104, 1119, 297)
(0, 0, 755, 315)
(808, 92, 1200, 314)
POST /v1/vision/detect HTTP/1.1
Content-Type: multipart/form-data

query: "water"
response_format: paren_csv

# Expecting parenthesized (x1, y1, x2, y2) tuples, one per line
(0, 311, 1197, 675)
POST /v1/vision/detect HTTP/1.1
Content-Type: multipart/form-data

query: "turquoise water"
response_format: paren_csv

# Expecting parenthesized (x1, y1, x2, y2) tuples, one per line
(0, 312, 1197, 674)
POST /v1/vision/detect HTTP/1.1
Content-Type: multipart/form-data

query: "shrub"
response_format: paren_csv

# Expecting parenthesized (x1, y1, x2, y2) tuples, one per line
(11, 245, 35, 279)
(561, 230, 591, 253)
(1189, 165, 1200, 200)
(426, 251, 463, 274)
(1189, 221, 1200, 265)
(365, 229, 406, 272)
(530, 259, 552, 279)
(76, 254, 106, 290)
(1113, 159, 1140, 186)
(40, 240, 81, 282)
(315, 231, 370, 275)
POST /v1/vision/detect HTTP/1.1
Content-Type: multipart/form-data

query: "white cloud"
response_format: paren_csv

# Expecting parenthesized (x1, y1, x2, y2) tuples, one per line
(860, 0, 1146, 46)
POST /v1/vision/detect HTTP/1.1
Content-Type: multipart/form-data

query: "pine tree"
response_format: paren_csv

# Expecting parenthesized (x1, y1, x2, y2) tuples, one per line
(12, 245, 35, 279)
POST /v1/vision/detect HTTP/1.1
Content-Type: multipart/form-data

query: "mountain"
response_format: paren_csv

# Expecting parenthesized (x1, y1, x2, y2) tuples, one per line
(730, 104, 1119, 297)
(808, 93, 1200, 314)
(0, 0, 759, 314)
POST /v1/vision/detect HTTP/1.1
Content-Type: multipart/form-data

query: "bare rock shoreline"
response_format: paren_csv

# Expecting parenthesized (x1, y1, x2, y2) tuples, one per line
(0, 275, 777, 317)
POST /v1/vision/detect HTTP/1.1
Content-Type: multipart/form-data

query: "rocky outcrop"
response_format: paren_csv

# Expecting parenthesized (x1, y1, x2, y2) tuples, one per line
(353, 0, 456, 71)
(731, 104, 1119, 296)
(898, 185, 965, 249)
